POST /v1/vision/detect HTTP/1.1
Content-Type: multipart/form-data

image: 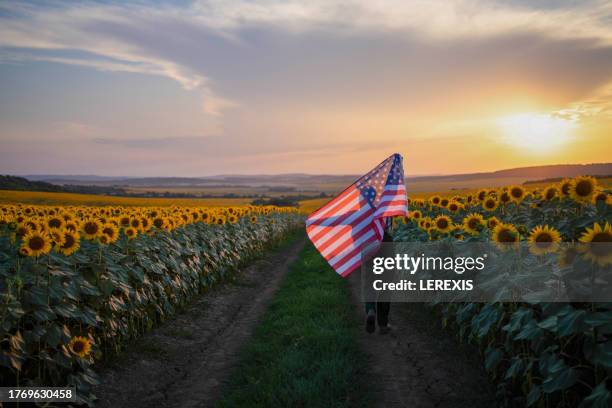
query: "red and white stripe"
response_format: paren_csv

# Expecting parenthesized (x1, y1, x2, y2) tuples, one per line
(306, 154, 408, 278)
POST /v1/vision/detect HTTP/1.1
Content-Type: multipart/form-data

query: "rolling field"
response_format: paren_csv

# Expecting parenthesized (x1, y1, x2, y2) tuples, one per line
(0, 189, 252, 207)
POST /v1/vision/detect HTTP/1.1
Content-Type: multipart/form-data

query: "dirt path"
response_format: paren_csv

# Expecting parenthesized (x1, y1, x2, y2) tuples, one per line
(347, 272, 497, 408)
(93, 236, 305, 408)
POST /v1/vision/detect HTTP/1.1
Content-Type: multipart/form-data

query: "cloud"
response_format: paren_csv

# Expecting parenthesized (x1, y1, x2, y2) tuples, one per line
(1, 1, 612, 175)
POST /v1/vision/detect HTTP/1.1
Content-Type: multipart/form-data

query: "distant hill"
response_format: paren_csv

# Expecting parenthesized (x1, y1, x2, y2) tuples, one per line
(0, 175, 66, 192)
(18, 162, 612, 195)
(0, 175, 128, 196)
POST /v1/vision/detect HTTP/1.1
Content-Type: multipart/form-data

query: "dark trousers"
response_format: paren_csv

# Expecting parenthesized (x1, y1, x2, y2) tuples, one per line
(365, 301, 390, 327)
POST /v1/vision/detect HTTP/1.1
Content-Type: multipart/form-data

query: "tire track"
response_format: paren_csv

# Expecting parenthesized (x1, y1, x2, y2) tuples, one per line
(94, 236, 305, 408)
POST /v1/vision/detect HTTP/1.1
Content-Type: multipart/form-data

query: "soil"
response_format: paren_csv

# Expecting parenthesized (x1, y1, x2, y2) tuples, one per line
(347, 271, 498, 408)
(93, 237, 306, 408)
(94, 235, 497, 408)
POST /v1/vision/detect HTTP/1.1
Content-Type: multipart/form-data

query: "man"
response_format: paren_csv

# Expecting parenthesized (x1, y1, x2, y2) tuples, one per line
(365, 228, 393, 334)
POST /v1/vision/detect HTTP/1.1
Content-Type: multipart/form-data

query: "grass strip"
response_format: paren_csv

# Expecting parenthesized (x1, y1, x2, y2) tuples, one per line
(217, 240, 369, 408)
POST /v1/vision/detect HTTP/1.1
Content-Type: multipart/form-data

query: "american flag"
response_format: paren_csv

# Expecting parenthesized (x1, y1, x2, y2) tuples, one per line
(306, 153, 408, 277)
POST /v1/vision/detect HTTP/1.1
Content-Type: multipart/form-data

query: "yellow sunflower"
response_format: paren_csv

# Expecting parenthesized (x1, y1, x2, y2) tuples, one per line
(228, 214, 238, 224)
(569, 176, 597, 203)
(543, 186, 558, 201)
(57, 230, 80, 256)
(48, 228, 66, 248)
(68, 336, 92, 358)
(508, 185, 526, 203)
(20, 230, 52, 257)
(476, 189, 488, 202)
(81, 219, 103, 240)
(559, 179, 572, 197)
(592, 190, 608, 205)
(528, 225, 561, 255)
(124, 227, 138, 239)
(482, 197, 499, 212)
(250, 215, 258, 224)
(102, 223, 119, 243)
(216, 215, 227, 225)
(410, 210, 422, 220)
(46, 216, 64, 230)
(433, 215, 453, 233)
(439, 198, 450, 208)
(448, 201, 463, 213)
(463, 213, 485, 236)
(430, 196, 441, 206)
(487, 217, 500, 230)
(578, 222, 612, 266)
(492, 223, 520, 247)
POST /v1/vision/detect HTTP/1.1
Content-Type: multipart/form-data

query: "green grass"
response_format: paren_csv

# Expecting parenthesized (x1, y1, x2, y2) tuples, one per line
(217, 242, 369, 408)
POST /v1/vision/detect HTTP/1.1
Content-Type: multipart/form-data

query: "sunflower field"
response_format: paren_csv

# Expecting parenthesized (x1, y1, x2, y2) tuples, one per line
(394, 176, 612, 407)
(0, 203, 302, 405)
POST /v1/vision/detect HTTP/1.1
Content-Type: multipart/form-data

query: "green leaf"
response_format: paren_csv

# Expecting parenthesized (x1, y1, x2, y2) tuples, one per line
(557, 309, 586, 337)
(33, 305, 56, 322)
(542, 366, 577, 393)
(485, 346, 503, 371)
(580, 382, 611, 408)
(526, 385, 541, 407)
(45, 324, 63, 347)
(504, 357, 525, 379)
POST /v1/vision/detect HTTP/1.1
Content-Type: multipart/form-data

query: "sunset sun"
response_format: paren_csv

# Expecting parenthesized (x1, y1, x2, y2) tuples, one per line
(497, 113, 577, 152)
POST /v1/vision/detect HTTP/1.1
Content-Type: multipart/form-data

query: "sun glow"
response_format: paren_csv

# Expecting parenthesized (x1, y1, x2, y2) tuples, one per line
(496, 113, 577, 152)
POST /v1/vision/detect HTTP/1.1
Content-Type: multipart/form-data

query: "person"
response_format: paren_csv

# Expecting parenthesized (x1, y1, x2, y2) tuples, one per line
(365, 228, 393, 334)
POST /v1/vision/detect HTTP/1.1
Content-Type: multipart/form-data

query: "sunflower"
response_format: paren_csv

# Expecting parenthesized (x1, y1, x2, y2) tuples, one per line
(68, 336, 92, 358)
(250, 215, 258, 224)
(20, 230, 52, 257)
(81, 219, 103, 240)
(124, 227, 138, 239)
(492, 223, 519, 247)
(433, 215, 453, 233)
(46, 216, 64, 230)
(528, 225, 561, 255)
(57, 230, 80, 256)
(410, 210, 422, 220)
(228, 214, 238, 224)
(569, 176, 597, 203)
(482, 197, 499, 212)
(498, 191, 511, 206)
(130, 218, 141, 230)
(543, 186, 558, 201)
(487, 216, 500, 230)
(430, 196, 441, 206)
(439, 198, 450, 208)
(102, 223, 119, 243)
(509, 185, 526, 203)
(578, 222, 612, 266)
(152, 217, 166, 229)
(476, 189, 488, 201)
(216, 215, 227, 225)
(65, 220, 79, 232)
(48, 228, 66, 248)
(15, 223, 31, 238)
(592, 190, 608, 205)
(463, 213, 485, 236)
(559, 179, 572, 197)
(448, 201, 463, 213)
(19, 246, 32, 257)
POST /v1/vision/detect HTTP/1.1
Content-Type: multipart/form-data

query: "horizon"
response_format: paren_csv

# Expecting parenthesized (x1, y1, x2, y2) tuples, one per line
(1, 1, 612, 176)
(10, 160, 612, 180)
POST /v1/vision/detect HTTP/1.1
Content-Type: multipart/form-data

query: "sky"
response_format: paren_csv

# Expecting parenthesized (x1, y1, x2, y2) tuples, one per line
(0, 0, 611, 176)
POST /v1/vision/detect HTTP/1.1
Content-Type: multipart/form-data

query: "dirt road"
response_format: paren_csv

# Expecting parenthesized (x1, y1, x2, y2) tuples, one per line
(94, 237, 305, 408)
(348, 271, 498, 408)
